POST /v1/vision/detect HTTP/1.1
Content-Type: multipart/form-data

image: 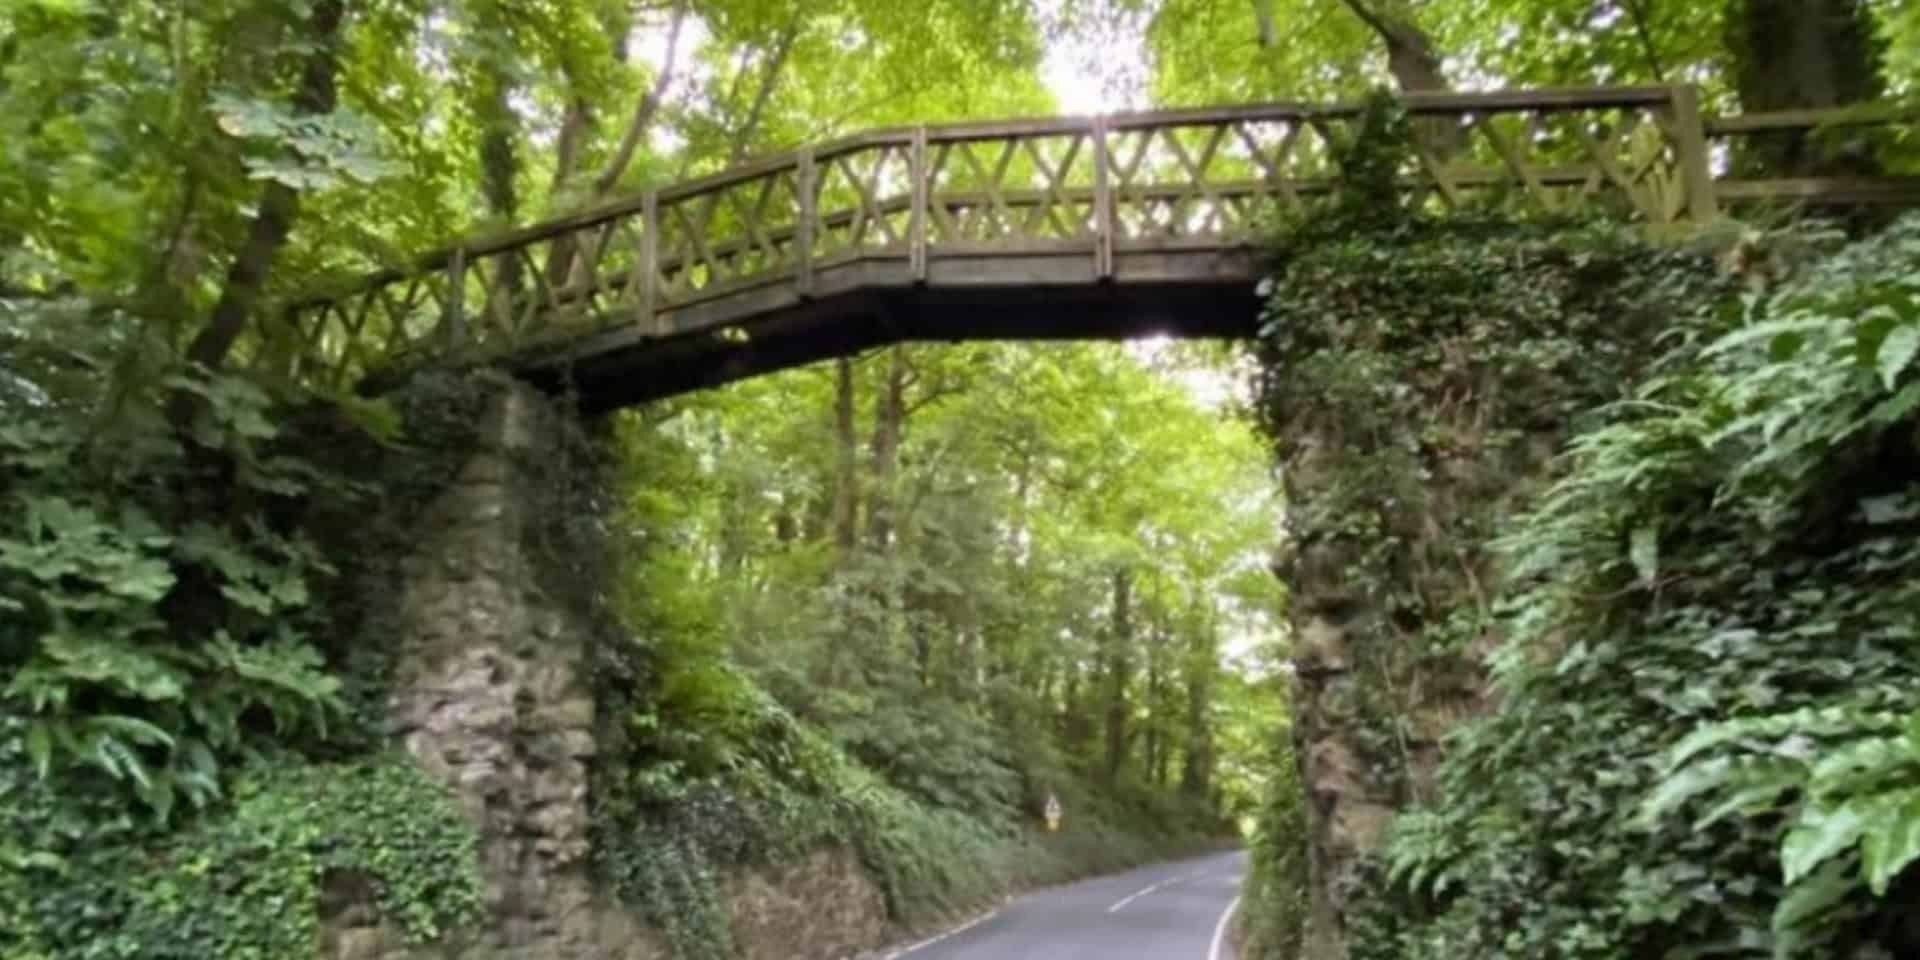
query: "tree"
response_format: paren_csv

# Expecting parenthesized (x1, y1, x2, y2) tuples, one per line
(1725, 0, 1887, 173)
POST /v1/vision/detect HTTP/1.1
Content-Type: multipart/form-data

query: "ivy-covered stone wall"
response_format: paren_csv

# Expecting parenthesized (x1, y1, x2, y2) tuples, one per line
(324, 373, 900, 960)
(1255, 216, 1730, 958)
(317, 374, 620, 959)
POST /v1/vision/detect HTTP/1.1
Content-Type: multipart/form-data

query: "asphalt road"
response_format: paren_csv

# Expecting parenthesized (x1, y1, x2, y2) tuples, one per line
(891, 849, 1247, 960)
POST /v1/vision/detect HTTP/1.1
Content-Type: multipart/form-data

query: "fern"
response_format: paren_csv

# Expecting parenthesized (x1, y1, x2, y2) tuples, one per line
(1642, 706, 1920, 941)
(0, 360, 354, 818)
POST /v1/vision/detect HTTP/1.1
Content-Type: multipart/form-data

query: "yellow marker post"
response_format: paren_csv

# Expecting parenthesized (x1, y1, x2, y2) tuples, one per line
(1044, 792, 1062, 833)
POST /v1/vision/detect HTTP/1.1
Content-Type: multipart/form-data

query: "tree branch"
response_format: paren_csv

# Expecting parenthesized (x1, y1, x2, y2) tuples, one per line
(180, 0, 345, 377)
(591, 0, 689, 196)
(1336, 0, 1448, 92)
(1619, 0, 1669, 82)
(725, 16, 801, 166)
(1253, 0, 1277, 47)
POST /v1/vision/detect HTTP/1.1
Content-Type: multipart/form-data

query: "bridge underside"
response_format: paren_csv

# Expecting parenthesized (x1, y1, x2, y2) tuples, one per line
(511, 247, 1262, 412)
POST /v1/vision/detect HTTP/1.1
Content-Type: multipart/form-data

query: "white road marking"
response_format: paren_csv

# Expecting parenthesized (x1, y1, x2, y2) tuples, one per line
(884, 908, 999, 959)
(1109, 865, 1215, 913)
(1206, 894, 1242, 960)
(1106, 880, 1166, 913)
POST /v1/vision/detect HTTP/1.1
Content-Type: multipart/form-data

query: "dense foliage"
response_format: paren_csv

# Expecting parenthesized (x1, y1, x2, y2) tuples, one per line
(1, 744, 482, 960)
(1242, 169, 1733, 953)
(1344, 219, 1920, 960)
(1240, 736, 1310, 960)
(0, 295, 487, 955)
(1346, 218, 1920, 959)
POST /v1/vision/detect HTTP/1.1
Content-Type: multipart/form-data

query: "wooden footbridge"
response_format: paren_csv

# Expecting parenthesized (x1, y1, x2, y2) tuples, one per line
(282, 85, 1917, 410)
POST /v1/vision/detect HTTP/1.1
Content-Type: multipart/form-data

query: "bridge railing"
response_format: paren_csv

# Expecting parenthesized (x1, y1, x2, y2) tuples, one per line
(276, 85, 1918, 389)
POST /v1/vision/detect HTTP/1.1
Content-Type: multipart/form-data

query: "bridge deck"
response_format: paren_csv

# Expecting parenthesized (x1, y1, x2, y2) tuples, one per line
(526, 247, 1259, 410)
(279, 86, 1920, 407)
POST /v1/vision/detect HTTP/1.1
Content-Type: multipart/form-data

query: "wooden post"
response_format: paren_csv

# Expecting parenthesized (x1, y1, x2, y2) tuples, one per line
(445, 245, 468, 349)
(1092, 116, 1113, 280)
(910, 128, 929, 282)
(797, 149, 816, 297)
(641, 191, 660, 334)
(1666, 84, 1718, 223)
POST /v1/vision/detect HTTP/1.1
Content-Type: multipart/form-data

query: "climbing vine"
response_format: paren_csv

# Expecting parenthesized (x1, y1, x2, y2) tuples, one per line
(0, 316, 493, 958)
(1337, 218, 1920, 954)
(1, 732, 483, 959)
(1254, 94, 1733, 808)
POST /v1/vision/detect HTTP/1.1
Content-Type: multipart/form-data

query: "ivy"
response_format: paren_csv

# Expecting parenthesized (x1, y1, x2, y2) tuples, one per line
(1344, 219, 1920, 957)
(1239, 736, 1310, 960)
(0, 309, 491, 958)
(0, 726, 483, 960)
(1254, 169, 1733, 804)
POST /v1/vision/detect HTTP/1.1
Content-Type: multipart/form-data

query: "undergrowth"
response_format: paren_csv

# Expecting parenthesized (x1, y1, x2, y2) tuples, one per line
(1241, 93, 1732, 959)
(0, 311, 488, 958)
(1353, 217, 1920, 959)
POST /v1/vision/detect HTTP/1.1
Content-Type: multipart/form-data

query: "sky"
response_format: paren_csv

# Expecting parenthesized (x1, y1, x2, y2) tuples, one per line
(1037, 0, 1153, 115)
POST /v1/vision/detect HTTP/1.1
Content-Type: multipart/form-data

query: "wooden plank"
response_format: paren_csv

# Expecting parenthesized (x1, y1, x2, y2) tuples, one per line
(925, 115, 1098, 143)
(1111, 236, 1249, 254)
(659, 153, 804, 204)
(1109, 247, 1259, 283)
(640, 191, 659, 334)
(1706, 103, 1920, 135)
(1093, 116, 1113, 279)
(1664, 84, 1719, 222)
(924, 253, 1101, 287)
(797, 148, 816, 296)
(1716, 176, 1920, 203)
(926, 239, 1102, 257)
(1399, 85, 1673, 114)
(910, 128, 928, 281)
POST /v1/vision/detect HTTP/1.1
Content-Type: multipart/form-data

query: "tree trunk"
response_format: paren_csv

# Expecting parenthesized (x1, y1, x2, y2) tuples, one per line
(1336, 0, 1448, 93)
(1180, 617, 1216, 800)
(725, 18, 802, 167)
(1103, 567, 1134, 784)
(177, 0, 345, 380)
(474, 4, 522, 312)
(865, 346, 907, 552)
(832, 356, 860, 553)
(545, 1, 686, 287)
(1145, 620, 1166, 787)
(592, 1, 688, 196)
(1725, 0, 1884, 175)
(1326, 1, 1459, 158)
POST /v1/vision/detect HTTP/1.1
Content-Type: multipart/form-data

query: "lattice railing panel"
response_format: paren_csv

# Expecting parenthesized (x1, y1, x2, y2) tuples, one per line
(807, 143, 913, 262)
(927, 131, 1099, 246)
(1402, 102, 1692, 221)
(1107, 116, 1352, 242)
(654, 165, 808, 305)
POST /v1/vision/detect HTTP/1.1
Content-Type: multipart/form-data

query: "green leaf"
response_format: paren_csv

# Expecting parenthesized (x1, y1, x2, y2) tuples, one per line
(1773, 855, 1854, 935)
(1875, 323, 1920, 389)
(1781, 799, 1868, 885)
(89, 714, 176, 750)
(1767, 330, 1805, 362)
(1637, 757, 1732, 826)
(1858, 789, 1920, 895)
(1629, 524, 1658, 586)
(24, 720, 53, 779)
